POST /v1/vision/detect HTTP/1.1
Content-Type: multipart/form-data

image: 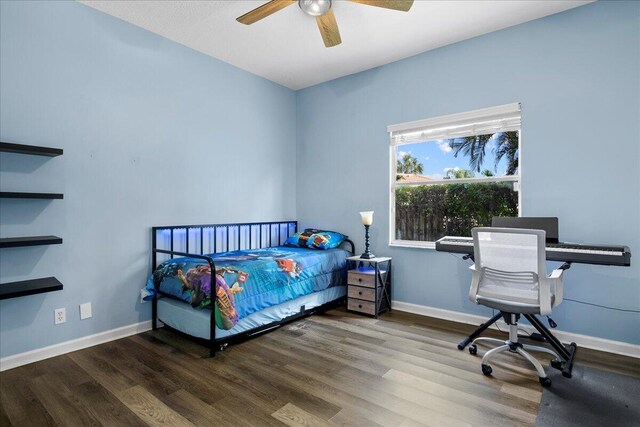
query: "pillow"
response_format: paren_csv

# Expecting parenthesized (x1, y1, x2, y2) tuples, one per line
(283, 229, 315, 248)
(284, 228, 347, 250)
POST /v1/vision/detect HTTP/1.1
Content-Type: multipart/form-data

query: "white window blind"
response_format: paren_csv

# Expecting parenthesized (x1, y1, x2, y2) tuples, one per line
(388, 103, 521, 145)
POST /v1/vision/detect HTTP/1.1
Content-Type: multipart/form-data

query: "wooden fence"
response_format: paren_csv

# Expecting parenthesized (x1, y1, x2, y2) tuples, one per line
(394, 182, 518, 242)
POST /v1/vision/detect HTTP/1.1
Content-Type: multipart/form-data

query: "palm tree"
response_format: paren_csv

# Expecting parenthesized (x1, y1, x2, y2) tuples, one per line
(446, 131, 519, 175)
(445, 168, 475, 179)
(397, 153, 424, 175)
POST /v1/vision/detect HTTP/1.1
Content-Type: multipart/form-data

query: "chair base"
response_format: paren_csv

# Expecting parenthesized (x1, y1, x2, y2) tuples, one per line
(460, 311, 577, 378)
(470, 315, 561, 387)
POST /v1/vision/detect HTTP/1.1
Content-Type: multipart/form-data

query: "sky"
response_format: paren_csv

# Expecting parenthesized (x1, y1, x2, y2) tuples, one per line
(396, 134, 513, 179)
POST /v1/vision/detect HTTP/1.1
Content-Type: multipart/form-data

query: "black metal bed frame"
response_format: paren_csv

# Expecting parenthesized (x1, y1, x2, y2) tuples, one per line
(151, 220, 354, 356)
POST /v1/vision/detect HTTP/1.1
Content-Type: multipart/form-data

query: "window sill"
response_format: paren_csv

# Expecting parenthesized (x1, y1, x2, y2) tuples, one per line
(389, 240, 436, 250)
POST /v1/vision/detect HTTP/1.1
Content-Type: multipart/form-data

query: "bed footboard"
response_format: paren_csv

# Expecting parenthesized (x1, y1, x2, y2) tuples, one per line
(152, 249, 218, 356)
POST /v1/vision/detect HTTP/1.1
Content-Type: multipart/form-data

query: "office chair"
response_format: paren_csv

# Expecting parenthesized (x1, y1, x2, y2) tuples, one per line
(468, 227, 565, 386)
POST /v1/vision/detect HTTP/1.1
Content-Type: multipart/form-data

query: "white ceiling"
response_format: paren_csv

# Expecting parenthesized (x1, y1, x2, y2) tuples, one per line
(81, 0, 592, 90)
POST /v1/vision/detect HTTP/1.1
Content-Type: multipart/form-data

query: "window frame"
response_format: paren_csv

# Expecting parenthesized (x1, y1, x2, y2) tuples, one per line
(388, 104, 522, 249)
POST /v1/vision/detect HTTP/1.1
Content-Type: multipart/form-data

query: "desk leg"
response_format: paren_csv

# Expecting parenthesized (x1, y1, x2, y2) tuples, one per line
(458, 312, 502, 350)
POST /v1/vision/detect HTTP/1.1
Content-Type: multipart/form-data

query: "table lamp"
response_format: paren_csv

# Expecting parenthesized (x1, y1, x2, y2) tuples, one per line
(359, 211, 375, 259)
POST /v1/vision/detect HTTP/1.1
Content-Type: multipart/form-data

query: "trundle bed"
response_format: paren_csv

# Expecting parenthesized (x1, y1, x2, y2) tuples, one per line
(146, 221, 354, 356)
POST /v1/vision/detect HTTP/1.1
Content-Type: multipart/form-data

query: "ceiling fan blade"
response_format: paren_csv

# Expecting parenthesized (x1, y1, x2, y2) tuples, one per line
(237, 0, 297, 25)
(348, 0, 414, 12)
(316, 9, 342, 48)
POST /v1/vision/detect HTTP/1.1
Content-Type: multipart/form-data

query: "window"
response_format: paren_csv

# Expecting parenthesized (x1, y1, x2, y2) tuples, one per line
(388, 103, 521, 248)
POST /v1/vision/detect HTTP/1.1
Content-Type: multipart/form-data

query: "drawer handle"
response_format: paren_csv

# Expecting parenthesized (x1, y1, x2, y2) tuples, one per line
(358, 304, 362, 308)
(358, 291, 362, 295)
(358, 278, 362, 282)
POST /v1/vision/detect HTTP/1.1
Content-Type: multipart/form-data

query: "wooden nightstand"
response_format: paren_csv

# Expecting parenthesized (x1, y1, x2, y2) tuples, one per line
(346, 256, 392, 318)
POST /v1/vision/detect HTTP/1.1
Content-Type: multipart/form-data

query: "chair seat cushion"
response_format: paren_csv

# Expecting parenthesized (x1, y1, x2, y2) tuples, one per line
(475, 294, 554, 314)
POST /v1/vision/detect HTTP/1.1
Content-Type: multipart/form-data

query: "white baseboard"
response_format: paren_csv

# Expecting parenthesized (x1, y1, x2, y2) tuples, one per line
(392, 300, 640, 359)
(0, 320, 154, 372)
(2, 302, 637, 371)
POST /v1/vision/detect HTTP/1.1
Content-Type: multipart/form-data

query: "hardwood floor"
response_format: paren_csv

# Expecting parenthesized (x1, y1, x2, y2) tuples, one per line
(1, 308, 638, 426)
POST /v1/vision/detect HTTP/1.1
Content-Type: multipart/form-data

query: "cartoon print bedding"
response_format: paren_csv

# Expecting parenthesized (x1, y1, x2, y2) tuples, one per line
(145, 246, 348, 330)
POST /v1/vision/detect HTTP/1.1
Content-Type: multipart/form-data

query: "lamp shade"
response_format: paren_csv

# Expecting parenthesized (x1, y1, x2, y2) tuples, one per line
(360, 211, 374, 226)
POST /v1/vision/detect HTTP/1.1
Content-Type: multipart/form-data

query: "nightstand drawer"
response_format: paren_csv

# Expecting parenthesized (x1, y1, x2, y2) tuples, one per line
(348, 298, 376, 315)
(348, 286, 375, 301)
(347, 271, 376, 288)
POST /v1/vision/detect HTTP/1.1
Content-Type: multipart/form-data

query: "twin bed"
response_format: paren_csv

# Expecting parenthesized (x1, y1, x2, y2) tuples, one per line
(145, 221, 354, 355)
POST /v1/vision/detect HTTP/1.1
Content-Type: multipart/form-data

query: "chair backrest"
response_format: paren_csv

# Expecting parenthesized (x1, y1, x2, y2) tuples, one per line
(472, 227, 547, 303)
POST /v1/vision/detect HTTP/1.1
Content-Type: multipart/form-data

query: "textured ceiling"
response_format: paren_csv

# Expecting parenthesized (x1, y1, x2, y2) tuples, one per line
(81, 0, 592, 90)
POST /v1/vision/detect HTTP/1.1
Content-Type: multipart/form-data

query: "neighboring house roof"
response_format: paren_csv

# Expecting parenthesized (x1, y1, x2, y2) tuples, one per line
(396, 173, 433, 182)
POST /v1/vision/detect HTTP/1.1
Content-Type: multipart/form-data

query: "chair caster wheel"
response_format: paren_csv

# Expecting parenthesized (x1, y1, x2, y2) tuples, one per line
(550, 359, 563, 370)
(469, 344, 477, 355)
(481, 364, 492, 376)
(539, 377, 552, 387)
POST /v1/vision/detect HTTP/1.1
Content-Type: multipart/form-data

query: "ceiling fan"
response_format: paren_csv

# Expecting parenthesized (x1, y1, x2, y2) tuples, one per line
(237, 0, 414, 48)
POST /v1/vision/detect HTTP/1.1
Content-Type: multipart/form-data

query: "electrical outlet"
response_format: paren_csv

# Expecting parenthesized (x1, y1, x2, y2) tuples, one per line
(80, 302, 92, 320)
(54, 308, 66, 325)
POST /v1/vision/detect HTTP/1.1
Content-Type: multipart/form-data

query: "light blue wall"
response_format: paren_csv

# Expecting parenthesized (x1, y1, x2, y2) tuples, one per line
(0, 1, 296, 358)
(296, 1, 640, 344)
(1, 1, 638, 360)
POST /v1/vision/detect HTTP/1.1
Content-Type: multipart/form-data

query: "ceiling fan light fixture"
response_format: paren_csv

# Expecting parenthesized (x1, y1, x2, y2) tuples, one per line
(299, 0, 332, 17)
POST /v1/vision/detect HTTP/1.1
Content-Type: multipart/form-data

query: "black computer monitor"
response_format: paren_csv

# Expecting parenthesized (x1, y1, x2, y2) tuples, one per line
(491, 217, 559, 243)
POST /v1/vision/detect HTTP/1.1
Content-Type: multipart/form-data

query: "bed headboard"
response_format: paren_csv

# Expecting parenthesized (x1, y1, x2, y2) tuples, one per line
(152, 221, 298, 267)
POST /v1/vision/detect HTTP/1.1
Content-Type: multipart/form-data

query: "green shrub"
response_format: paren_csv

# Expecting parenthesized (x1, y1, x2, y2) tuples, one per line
(395, 182, 518, 241)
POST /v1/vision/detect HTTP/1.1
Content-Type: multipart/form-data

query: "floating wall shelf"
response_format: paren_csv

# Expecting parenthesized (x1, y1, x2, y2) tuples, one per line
(0, 142, 63, 157)
(0, 236, 63, 248)
(0, 141, 64, 299)
(0, 277, 63, 300)
(0, 192, 64, 199)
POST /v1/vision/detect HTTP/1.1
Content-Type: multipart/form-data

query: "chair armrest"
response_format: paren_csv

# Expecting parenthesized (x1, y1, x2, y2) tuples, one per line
(548, 268, 564, 306)
(549, 269, 563, 280)
(468, 265, 481, 304)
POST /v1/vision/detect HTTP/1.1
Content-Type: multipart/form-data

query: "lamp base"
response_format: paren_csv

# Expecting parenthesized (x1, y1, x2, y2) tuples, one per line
(360, 252, 376, 259)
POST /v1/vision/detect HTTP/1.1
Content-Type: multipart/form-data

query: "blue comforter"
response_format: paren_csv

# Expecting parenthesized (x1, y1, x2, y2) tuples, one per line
(145, 247, 347, 330)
